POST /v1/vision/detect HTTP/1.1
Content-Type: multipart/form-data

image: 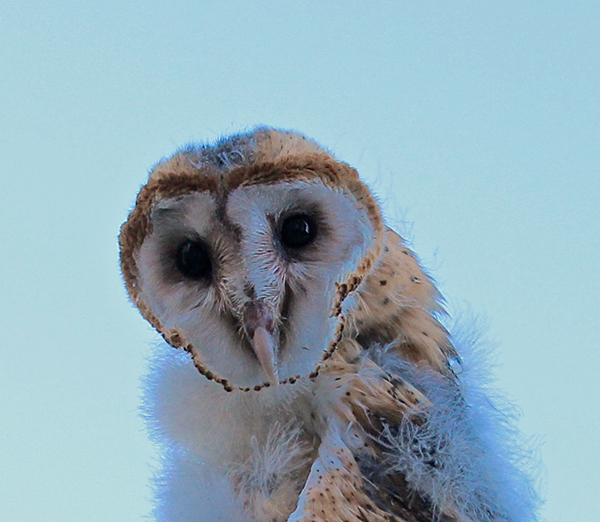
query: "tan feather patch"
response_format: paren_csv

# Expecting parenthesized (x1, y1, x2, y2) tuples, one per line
(349, 228, 455, 374)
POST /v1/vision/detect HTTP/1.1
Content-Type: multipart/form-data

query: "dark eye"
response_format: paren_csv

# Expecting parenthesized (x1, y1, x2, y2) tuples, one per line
(280, 214, 317, 249)
(175, 239, 212, 280)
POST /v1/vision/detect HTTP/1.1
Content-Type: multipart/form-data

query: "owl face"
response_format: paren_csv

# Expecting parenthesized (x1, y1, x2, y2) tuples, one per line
(130, 173, 377, 389)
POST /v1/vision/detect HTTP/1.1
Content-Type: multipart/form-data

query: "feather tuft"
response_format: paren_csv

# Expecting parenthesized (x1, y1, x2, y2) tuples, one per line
(374, 323, 541, 522)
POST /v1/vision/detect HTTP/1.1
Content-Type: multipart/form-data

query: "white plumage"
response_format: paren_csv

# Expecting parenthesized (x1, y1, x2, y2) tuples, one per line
(120, 127, 538, 521)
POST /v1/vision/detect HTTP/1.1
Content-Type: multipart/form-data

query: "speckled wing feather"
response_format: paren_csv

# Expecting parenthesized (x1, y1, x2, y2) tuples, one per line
(286, 337, 462, 522)
(286, 228, 465, 522)
(349, 228, 455, 375)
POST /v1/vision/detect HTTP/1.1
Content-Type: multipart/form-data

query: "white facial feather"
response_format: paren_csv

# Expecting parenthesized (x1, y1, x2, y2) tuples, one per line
(137, 179, 375, 387)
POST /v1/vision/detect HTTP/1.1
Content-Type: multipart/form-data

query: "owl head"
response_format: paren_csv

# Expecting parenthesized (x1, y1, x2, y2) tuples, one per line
(120, 128, 383, 390)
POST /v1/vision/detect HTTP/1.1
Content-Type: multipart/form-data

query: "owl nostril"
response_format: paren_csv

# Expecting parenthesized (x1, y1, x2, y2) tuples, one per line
(243, 283, 256, 299)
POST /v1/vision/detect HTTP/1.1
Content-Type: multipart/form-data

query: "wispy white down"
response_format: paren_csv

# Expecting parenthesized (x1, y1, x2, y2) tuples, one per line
(374, 323, 541, 522)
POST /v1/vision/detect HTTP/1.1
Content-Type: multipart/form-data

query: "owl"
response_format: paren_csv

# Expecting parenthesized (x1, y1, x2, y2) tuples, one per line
(120, 128, 538, 522)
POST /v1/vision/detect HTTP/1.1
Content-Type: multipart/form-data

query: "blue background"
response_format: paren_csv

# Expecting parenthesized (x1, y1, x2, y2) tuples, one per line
(1, 2, 598, 520)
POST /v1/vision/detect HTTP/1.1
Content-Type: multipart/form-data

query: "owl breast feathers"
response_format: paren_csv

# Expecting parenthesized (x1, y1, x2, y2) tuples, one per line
(119, 127, 538, 522)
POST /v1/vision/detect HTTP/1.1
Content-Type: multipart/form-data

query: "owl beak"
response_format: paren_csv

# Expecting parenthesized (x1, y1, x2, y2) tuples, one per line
(243, 302, 279, 386)
(251, 326, 279, 386)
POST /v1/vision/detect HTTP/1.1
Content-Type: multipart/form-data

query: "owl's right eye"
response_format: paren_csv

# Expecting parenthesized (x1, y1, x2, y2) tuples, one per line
(175, 239, 212, 280)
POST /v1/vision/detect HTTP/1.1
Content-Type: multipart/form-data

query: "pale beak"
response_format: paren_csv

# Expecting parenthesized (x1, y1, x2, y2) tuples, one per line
(243, 301, 279, 386)
(251, 326, 279, 386)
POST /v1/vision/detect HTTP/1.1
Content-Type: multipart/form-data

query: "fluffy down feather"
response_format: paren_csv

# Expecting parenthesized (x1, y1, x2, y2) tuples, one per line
(141, 331, 538, 521)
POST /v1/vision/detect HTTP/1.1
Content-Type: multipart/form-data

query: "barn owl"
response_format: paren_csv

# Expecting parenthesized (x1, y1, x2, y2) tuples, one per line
(120, 127, 538, 522)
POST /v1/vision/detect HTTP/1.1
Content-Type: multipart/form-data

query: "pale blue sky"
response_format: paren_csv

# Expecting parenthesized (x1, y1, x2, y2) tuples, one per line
(1, 2, 598, 521)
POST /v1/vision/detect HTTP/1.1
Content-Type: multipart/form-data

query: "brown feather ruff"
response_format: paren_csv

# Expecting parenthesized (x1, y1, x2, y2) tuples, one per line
(119, 151, 384, 391)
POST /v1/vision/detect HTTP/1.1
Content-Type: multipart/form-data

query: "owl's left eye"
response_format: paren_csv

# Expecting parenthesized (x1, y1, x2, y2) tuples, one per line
(279, 214, 317, 249)
(175, 239, 212, 280)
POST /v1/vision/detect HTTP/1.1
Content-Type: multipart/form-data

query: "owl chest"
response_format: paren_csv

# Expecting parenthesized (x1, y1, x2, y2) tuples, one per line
(194, 387, 323, 521)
